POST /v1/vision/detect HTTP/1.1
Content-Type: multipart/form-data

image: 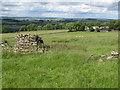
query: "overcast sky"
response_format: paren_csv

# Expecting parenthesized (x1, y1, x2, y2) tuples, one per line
(0, 0, 119, 19)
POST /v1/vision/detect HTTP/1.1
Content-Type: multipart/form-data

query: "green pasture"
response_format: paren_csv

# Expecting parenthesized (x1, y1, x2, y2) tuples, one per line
(1, 30, 118, 88)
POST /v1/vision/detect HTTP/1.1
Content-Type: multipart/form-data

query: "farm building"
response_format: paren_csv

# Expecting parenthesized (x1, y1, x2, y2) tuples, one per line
(92, 26, 109, 32)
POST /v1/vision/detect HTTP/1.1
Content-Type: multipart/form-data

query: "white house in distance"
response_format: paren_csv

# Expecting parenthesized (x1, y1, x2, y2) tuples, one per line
(92, 26, 109, 31)
(93, 26, 99, 30)
(93, 26, 105, 30)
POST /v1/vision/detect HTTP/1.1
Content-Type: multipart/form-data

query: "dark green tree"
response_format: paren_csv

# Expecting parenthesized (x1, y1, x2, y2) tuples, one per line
(27, 24, 36, 31)
(19, 25, 27, 31)
(89, 27, 95, 32)
(55, 23, 66, 30)
(66, 21, 85, 32)
(96, 28, 100, 32)
(2, 26, 10, 33)
(114, 20, 120, 30)
(94, 21, 101, 26)
(86, 22, 94, 28)
(107, 20, 116, 30)
(66, 22, 76, 32)
(37, 26, 43, 30)
(43, 24, 53, 30)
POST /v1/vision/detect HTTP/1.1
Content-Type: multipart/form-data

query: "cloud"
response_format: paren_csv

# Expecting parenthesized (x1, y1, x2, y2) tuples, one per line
(1, 0, 119, 19)
(107, 2, 118, 11)
(1, 0, 119, 3)
(41, 13, 74, 18)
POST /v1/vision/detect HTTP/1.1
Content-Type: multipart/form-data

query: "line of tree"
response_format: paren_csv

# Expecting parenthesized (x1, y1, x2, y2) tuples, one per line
(1, 25, 19, 33)
(19, 24, 37, 31)
(19, 23, 66, 32)
(1, 20, 120, 33)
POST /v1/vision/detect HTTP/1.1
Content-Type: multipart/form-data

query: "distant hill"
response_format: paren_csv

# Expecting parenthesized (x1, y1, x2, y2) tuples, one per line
(1, 17, 114, 26)
(2, 16, 114, 21)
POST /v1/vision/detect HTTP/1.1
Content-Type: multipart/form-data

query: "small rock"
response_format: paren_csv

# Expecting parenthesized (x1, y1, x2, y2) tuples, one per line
(98, 58, 103, 62)
(0, 44, 5, 47)
(111, 51, 119, 58)
(100, 55, 106, 58)
(107, 56, 113, 60)
(111, 51, 118, 55)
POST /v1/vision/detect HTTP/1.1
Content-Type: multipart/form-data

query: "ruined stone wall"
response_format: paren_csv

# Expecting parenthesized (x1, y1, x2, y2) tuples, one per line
(14, 34, 44, 53)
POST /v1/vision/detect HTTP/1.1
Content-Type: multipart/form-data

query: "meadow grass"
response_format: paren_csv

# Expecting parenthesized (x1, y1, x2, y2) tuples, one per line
(1, 30, 118, 88)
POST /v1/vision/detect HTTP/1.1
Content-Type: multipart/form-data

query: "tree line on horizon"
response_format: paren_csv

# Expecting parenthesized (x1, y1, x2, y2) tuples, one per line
(1, 20, 120, 33)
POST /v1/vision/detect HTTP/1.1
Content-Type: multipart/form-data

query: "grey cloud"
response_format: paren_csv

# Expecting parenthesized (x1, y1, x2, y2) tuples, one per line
(107, 2, 118, 11)
(59, 2, 82, 5)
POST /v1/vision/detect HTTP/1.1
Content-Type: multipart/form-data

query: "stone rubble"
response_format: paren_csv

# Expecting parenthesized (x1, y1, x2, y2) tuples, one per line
(99, 51, 119, 61)
(14, 34, 44, 53)
(1, 34, 47, 53)
(111, 51, 119, 58)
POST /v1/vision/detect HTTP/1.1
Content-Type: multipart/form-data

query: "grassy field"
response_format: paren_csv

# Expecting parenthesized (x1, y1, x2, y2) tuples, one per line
(1, 30, 118, 88)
